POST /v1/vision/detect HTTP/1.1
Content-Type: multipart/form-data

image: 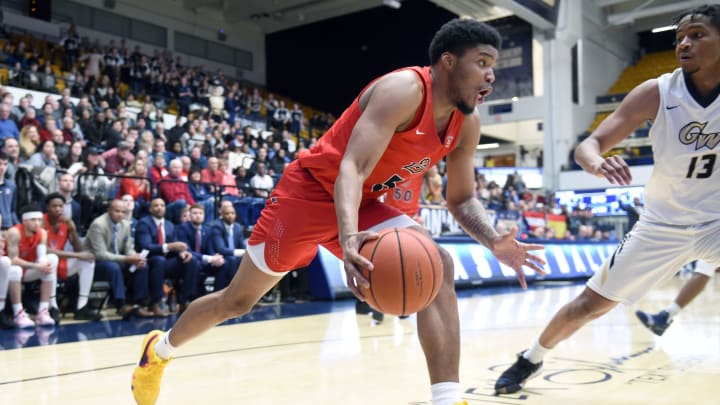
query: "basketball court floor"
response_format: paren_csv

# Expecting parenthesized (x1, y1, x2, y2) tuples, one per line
(1, 273, 719, 404)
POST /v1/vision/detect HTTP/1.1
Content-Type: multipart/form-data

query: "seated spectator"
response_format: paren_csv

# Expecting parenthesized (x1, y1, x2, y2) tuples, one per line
(158, 159, 196, 224)
(187, 168, 215, 222)
(116, 159, 151, 204)
(177, 204, 234, 296)
(43, 193, 100, 321)
(63, 141, 85, 172)
(85, 199, 149, 319)
(56, 173, 82, 230)
(149, 153, 168, 186)
(19, 107, 41, 132)
(189, 145, 208, 169)
(102, 140, 134, 175)
(8, 61, 24, 87)
(7, 204, 60, 326)
(0, 153, 19, 230)
(2, 138, 20, 179)
(201, 157, 222, 193)
(134, 198, 200, 316)
(0, 103, 19, 142)
(208, 201, 245, 282)
(249, 162, 274, 198)
(26, 140, 59, 168)
(19, 125, 41, 161)
(42, 65, 58, 93)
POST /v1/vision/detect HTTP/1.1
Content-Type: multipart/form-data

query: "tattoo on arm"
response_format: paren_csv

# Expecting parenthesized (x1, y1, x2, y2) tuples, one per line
(450, 199, 499, 249)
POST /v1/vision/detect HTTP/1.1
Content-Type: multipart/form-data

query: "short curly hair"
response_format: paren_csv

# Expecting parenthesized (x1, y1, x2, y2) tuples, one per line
(673, 4, 720, 34)
(428, 18, 502, 65)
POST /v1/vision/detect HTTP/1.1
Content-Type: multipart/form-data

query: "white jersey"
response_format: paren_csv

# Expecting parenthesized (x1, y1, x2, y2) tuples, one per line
(643, 68, 720, 226)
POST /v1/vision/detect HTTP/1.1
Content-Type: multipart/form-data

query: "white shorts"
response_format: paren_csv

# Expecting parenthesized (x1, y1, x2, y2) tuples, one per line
(587, 218, 720, 304)
(694, 260, 717, 278)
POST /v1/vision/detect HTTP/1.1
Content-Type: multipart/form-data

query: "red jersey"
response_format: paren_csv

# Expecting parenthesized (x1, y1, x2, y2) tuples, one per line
(44, 214, 70, 279)
(13, 223, 42, 263)
(297, 66, 464, 201)
(384, 174, 423, 218)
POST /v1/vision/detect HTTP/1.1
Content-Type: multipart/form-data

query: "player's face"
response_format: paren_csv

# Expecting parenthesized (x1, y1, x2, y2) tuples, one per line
(675, 15, 720, 75)
(47, 199, 64, 218)
(23, 217, 42, 233)
(449, 45, 497, 114)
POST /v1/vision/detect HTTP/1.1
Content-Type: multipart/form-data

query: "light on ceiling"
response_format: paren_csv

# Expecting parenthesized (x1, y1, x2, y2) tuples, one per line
(383, 0, 401, 9)
(476, 143, 500, 150)
(651, 25, 675, 33)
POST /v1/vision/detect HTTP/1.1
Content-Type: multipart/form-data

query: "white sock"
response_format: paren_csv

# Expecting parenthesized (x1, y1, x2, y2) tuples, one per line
(666, 302, 682, 318)
(12, 303, 22, 316)
(523, 339, 550, 364)
(154, 329, 176, 360)
(431, 382, 461, 405)
(77, 295, 89, 310)
(50, 296, 58, 309)
(39, 301, 49, 312)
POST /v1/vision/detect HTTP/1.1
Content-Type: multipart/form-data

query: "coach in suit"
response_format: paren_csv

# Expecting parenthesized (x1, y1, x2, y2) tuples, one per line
(177, 203, 235, 295)
(209, 201, 245, 278)
(135, 197, 200, 316)
(85, 199, 150, 319)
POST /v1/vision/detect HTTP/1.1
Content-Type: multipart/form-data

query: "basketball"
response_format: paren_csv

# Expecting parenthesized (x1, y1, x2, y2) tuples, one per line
(359, 227, 443, 316)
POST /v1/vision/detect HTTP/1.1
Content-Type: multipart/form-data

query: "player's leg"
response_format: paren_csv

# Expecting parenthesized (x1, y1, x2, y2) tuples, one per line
(495, 221, 692, 394)
(66, 258, 102, 321)
(636, 261, 714, 335)
(356, 203, 462, 405)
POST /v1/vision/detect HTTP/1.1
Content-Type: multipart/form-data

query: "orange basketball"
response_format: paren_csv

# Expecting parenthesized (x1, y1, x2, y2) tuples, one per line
(359, 227, 443, 316)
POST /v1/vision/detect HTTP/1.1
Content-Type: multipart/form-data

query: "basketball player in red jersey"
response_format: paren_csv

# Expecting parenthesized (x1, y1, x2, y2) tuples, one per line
(132, 18, 545, 405)
(5, 204, 59, 327)
(44, 192, 100, 321)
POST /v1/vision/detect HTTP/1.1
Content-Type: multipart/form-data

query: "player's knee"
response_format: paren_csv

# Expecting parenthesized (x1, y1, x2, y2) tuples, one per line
(0, 256, 11, 270)
(7, 265, 22, 282)
(572, 290, 614, 320)
(438, 247, 455, 285)
(217, 292, 254, 318)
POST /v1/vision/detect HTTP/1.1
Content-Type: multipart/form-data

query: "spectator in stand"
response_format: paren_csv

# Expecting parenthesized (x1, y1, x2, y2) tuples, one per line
(0, 103, 19, 142)
(0, 153, 19, 230)
(178, 203, 234, 295)
(189, 145, 208, 169)
(159, 159, 196, 224)
(103, 119, 124, 151)
(86, 199, 150, 320)
(135, 198, 200, 316)
(20, 107, 41, 132)
(7, 204, 59, 326)
(149, 154, 168, 186)
(42, 65, 58, 93)
(290, 103, 303, 137)
(201, 157, 222, 193)
(56, 173, 82, 230)
(26, 140, 59, 168)
(272, 100, 290, 131)
(8, 61, 24, 87)
(43, 193, 100, 321)
(116, 159, 151, 215)
(209, 201, 245, 280)
(60, 24, 80, 71)
(2, 138, 20, 179)
(264, 93, 278, 127)
(249, 162, 274, 199)
(423, 164, 445, 205)
(63, 140, 85, 172)
(620, 196, 643, 233)
(102, 140, 134, 175)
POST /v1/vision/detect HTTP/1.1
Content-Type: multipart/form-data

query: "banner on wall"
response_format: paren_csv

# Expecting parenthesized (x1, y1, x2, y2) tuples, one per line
(308, 237, 617, 300)
(487, 16, 534, 101)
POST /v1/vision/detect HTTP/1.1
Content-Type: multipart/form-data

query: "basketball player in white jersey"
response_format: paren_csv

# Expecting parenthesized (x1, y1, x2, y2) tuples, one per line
(495, 4, 720, 394)
(635, 260, 717, 336)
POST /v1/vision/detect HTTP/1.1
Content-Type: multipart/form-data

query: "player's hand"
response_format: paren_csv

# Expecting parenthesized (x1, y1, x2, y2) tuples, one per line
(491, 226, 546, 289)
(76, 251, 95, 261)
(179, 251, 192, 263)
(592, 155, 632, 185)
(341, 230, 378, 301)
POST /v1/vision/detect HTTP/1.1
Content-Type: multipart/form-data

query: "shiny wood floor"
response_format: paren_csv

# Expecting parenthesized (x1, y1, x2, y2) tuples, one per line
(1, 275, 719, 404)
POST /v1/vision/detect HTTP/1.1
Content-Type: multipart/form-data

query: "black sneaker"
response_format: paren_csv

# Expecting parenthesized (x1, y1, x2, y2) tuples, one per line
(49, 307, 61, 326)
(74, 305, 103, 321)
(371, 309, 384, 323)
(0, 311, 15, 330)
(635, 310, 672, 336)
(355, 300, 371, 315)
(495, 351, 543, 394)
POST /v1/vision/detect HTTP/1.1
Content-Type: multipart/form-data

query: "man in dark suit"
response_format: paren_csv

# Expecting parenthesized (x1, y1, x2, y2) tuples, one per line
(134, 197, 200, 317)
(177, 204, 235, 297)
(209, 201, 245, 276)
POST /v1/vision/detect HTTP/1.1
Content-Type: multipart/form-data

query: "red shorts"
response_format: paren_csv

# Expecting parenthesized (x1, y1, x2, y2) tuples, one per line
(248, 162, 404, 273)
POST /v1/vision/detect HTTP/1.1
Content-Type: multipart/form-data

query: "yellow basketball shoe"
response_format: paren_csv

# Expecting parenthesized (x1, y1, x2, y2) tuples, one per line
(453, 402, 468, 405)
(131, 330, 171, 405)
